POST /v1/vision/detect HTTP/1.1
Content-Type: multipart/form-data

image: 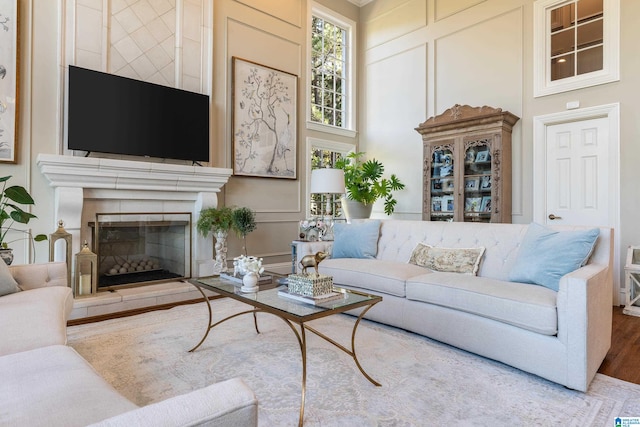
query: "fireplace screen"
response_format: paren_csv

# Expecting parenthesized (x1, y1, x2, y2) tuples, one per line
(91, 213, 192, 290)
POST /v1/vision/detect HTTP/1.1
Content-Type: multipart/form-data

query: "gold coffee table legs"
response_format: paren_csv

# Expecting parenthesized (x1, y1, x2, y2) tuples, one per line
(302, 302, 381, 387)
(188, 286, 259, 353)
(189, 288, 381, 426)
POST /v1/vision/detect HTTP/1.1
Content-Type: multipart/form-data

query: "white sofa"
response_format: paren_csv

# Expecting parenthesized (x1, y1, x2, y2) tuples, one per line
(0, 261, 258, 426)
(294, 220, 613, 392)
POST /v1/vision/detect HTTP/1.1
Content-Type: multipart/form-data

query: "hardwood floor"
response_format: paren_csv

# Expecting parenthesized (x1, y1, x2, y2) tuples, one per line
(598, 306, 640, 384)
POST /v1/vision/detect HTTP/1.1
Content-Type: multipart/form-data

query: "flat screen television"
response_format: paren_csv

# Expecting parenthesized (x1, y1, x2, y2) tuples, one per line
(67, 66, 210, 162)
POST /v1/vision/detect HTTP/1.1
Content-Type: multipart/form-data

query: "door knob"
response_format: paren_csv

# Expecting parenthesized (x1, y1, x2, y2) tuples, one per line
(548, 214, 562, 220)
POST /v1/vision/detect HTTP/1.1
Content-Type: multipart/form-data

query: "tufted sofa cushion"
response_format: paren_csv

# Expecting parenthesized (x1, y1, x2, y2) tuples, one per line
(320, 258, 427, 297)
(405, 272, 559, 335)
(374, 221, 528, 281)
(9, 261, 68, 290)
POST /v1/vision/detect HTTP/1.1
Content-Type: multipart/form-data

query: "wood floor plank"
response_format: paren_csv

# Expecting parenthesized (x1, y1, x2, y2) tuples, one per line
(598, 306, 640, 384)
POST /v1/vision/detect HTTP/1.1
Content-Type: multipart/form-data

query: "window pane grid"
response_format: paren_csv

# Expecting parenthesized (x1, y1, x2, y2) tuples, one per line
(310, 14, 348, 128)
(549, 0, 603, 81)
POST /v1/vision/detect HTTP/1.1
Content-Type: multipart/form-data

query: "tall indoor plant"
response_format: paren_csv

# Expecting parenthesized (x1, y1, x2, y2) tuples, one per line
(0, 176, 48, 264)
(197, 206, 235, 273)
(335, 152, 406, 218)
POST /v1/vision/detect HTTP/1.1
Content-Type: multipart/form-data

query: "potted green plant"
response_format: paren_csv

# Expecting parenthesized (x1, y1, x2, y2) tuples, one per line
(197, 206, 235, 273)
(335, 152, 406, 218)
(0, 176, 48, 265)
(232, 207, 257, 256)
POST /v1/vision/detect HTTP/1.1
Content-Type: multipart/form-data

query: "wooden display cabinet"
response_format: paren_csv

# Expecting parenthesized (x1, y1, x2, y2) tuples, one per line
(415, 105, 519, 223)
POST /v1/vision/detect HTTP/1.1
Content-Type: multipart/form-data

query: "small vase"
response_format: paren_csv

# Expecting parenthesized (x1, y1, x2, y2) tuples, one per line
(214, 230, 228, 273)
(0, 248, 14, 265)
(241, 272, 259, 293)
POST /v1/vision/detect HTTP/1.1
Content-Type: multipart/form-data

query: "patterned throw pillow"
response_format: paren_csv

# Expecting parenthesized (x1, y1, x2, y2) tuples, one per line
(0, 260, 20, 297)
(408, 243, 485, 275)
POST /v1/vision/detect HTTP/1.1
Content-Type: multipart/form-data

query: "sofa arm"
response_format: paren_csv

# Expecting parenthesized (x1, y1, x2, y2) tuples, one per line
(292, 241, 333, 274)
(9, 261, 68, 290)
(88, 378, 258, 427)
(556, 262, 612, 391)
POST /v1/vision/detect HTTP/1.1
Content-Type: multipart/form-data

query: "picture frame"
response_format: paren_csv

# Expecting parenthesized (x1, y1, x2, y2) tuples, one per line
(465, 149, 476, 162)
(431, 196, 443, 212)
(443, 178, 455, 191)
(439, 164, 453, 177)
(442, 195, 454, 212)
(0, 0, 18, 164)
(232, 57, 297, 179)
(480, 175, 492, 190)
(481, 196, 492, 212)
(475, 150, 490, 163)
(465, 197, 482, 212)
(431, 179, 443, 191)
(465, 177, 480, 191)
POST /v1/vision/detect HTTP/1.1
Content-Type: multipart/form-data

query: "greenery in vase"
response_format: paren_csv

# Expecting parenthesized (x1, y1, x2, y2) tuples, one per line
(0, 176, 47, 250)
(232, 207, 257, 256)
(335, 152, 406, 215)
(196, 206, 235, 237)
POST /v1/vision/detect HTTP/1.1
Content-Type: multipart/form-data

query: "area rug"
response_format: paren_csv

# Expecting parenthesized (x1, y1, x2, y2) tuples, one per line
(67, 299, 640, 426)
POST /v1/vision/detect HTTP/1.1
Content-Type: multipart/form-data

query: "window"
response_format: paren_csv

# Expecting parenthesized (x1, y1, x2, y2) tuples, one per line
(308, 4, 355, 136)
(550, 0, 603, 81)
(533, 0, 619, 97)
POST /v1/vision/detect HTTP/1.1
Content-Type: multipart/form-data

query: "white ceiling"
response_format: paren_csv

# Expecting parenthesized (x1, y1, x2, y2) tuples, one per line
(347, 0, 374, 6)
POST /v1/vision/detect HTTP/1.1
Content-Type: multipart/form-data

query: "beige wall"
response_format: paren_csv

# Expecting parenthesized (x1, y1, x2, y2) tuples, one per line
(5, 0, 359, 269)
(7, 0, 639, 300)
(359, 0, 640, 299)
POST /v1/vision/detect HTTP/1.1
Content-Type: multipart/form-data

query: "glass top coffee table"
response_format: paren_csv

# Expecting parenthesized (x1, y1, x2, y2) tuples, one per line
(189, 275, 382, 427)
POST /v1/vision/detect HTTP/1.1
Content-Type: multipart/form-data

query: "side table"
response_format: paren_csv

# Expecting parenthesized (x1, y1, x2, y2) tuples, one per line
(624, 246, 640, 316)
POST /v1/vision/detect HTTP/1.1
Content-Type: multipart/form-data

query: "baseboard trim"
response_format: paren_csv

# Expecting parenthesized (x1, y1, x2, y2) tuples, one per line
(67, 295, 223, 326)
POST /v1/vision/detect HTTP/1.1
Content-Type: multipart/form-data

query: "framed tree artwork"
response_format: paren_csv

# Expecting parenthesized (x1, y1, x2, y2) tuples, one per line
(232, 57, 297, 179)
(0, 0, 18, 163)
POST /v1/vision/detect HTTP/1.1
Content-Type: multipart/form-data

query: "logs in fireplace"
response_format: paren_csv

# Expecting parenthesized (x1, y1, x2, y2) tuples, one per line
(90, 213, 192, 291)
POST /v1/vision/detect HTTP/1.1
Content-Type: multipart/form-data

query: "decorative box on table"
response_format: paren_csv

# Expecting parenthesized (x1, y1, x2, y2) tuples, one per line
(287, 273, 333, 297)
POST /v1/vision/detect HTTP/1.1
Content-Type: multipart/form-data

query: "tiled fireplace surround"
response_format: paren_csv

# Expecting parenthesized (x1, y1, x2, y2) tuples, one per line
(37, 154, 231, 320)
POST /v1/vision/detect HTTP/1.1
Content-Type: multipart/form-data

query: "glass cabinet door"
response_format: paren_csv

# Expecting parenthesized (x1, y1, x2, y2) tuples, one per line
(463, 140, 492, 222)
(430, 147, 455, 221)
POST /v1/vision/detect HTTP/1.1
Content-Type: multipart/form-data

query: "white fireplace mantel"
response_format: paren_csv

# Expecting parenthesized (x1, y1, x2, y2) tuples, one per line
(37, 154, 233, 278)
(37, 154, 232, 193)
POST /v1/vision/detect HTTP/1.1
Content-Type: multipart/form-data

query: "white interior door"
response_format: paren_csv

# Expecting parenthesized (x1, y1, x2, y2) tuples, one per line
(533, 104, 620, 304)
(545, 118, 610, 227)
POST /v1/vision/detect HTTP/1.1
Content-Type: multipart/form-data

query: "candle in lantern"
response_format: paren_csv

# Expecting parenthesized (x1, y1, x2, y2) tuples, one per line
(80, 274, 91, 295)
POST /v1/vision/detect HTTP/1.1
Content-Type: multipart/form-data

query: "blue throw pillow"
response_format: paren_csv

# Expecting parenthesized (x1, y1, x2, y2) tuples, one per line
(332, 220, 381, 259)
(508, 222, 599, 291)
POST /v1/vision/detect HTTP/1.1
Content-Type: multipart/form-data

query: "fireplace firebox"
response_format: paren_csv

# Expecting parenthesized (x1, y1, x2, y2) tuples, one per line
(90, 213, 192, 291)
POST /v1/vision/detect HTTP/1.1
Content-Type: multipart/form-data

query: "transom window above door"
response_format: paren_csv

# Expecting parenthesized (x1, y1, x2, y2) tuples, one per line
(550, 0, 603, 81)
(533, 0, 619, 97)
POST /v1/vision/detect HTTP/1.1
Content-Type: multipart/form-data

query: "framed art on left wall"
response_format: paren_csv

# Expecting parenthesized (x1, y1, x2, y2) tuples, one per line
(0, 0, 18, 164)
(232, 57, 297, 179)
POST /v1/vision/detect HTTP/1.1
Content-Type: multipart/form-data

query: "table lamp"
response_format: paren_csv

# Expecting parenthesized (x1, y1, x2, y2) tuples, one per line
(310, 168, 346, 218)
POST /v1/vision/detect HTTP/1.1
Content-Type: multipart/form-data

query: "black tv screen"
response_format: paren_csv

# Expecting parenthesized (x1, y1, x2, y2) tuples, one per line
(67, 66, 210, 162)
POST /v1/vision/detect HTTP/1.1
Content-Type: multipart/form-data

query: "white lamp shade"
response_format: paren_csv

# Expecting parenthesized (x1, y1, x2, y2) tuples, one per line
(310, 168, 345, 194)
